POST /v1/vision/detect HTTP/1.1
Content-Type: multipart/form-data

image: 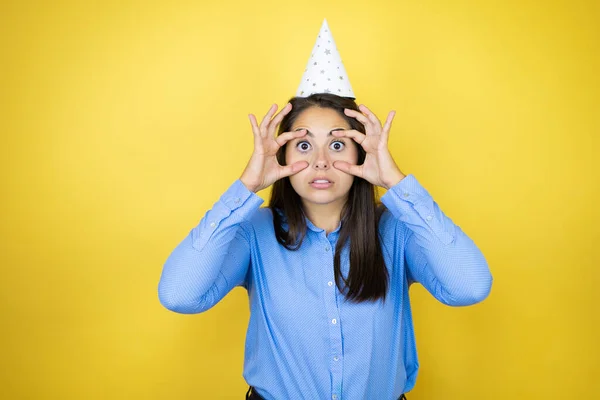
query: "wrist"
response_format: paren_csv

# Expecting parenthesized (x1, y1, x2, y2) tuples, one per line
(239, 175, 260, 193)
(382, 169, 406, 189)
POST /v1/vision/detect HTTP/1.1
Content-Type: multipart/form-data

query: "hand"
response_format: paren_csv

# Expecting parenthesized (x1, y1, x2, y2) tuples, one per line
(240, 103, 309, 192)
(332, 104, 406, 189)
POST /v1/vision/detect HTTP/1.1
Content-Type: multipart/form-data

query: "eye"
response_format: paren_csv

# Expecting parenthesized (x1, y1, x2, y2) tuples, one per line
(296, 141, 312, 152)
(330, 140, 345, 151)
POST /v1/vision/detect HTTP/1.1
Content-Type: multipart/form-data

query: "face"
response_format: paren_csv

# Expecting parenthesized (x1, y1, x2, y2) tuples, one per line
(285, 106, 359, 211)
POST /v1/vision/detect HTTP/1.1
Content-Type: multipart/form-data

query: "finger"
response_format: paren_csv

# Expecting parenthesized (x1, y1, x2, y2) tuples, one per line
(275, 129, 307, 147)
(279, 160, 309, 178)
(267, 103, 292, 137)
(358, 104, 382, 127)
(332, 160, 363, 178)
(381, 111, 396, 143)
(259, 104, 278, 134)
(248, 114, 260, 136)
(343, 108, 371, 127)
(332, 129, 366, 145)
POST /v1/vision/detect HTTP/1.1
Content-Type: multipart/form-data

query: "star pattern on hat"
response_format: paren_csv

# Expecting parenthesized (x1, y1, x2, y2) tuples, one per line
(295, 19, 355, 99)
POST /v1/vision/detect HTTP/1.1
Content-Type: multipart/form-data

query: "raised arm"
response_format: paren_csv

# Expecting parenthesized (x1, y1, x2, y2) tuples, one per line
(159, 102, 310, 313)
(158, 180, 262, 314)
(331, 103, 492, 305)
(381, 175, 492, 306)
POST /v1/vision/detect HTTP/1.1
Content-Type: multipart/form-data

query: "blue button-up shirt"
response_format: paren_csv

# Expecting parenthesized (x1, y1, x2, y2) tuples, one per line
(158, 175, 492, 399)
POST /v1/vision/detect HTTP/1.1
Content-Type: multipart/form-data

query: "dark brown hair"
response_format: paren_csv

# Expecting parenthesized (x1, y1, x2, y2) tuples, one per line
(269, 93, 388, 303)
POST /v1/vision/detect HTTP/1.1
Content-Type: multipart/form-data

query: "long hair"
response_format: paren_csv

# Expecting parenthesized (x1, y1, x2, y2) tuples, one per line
(269, 93, 388, 303)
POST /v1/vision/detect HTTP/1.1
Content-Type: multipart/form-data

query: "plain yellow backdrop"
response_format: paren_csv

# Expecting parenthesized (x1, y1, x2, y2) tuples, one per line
(1, 0, 598, 399)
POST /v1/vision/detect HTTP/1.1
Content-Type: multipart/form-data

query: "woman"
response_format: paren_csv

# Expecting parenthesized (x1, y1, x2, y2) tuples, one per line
(158, 93, 493, 399)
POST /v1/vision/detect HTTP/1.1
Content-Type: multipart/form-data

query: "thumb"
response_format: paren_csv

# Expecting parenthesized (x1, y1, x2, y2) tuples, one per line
(279, 161, 309, 178)
(333, 161, 362, 178)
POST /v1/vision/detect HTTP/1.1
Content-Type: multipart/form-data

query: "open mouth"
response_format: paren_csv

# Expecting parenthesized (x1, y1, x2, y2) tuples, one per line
(309, 179, 333, 189)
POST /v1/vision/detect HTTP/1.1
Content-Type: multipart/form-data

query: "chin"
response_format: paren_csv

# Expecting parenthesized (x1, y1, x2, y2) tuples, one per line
(297, 188, 351, 207)
(303, 195, 342, 206)
(289, 177, 354, 206)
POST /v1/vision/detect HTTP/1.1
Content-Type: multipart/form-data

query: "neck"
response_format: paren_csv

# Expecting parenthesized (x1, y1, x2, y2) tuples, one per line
(302, 199, 345, 234)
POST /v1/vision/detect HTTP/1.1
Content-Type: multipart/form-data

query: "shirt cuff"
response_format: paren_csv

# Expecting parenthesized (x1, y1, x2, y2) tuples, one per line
(192, 180, 264, 251)
(381, 174, 455, 245)
(220, 179, 264, 215)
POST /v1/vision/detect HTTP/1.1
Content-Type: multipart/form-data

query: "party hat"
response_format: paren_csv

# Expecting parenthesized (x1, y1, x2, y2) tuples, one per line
(296, 19, 355, 99)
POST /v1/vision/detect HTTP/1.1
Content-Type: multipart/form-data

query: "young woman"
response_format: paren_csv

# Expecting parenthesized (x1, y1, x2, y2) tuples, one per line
(158, 93, 493, 399)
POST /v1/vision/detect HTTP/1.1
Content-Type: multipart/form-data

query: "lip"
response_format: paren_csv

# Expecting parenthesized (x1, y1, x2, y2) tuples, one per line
(309, 177, 333, 189)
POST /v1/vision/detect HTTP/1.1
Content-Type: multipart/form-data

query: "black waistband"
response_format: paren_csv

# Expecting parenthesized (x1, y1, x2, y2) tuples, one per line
(246, 386, 407, 400)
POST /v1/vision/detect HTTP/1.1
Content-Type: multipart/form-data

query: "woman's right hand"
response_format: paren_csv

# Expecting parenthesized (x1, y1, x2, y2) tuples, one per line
(240, 103, 309, 193)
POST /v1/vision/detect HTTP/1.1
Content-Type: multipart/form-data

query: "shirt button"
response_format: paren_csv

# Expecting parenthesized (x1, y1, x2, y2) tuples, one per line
(333, 356, 339, 361)
(325, 246, 330, 251)
(403, 192, 410, 198)
(332, 318, 337, 324)
(332, 395, 338, 400)
(234, 198, 240, 204)
(426, 215, 433, 221)
(210, 222, 216, 228)
(328, 281, 333, 287)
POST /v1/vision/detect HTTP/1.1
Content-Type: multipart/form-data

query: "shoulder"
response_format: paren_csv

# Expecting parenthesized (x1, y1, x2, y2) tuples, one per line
(377, 204, 408, 243)
(250, 206, 274, 223)
(377, 204, 397, 232)
(240, 206, 276, 237)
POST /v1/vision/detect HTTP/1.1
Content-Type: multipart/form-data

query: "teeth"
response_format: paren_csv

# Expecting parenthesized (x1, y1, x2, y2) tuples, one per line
(313, 180, 330, 183)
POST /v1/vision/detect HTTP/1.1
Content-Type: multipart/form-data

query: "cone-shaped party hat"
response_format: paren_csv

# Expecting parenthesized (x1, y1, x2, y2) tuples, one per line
(296, 19, 355, 99)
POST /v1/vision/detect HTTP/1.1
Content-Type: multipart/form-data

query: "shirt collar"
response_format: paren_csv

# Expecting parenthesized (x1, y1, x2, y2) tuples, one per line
(274, 208, 342, 237)
(305, 216, 342, 236)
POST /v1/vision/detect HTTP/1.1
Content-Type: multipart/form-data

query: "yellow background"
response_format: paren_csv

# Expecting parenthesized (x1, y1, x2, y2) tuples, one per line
(1, 0, 598, 398)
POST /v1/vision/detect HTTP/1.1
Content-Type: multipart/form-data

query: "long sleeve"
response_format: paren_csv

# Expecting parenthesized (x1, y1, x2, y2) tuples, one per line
(158, 180, 264, 314)
(381, 174, 492, 306)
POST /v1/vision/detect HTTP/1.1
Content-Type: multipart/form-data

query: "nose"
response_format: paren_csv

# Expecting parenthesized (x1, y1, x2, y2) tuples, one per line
(314, 159, 329, 170)
(312, 148, 330, 170)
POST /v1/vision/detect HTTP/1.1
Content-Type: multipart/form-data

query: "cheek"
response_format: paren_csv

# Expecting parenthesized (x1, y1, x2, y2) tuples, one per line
(286, 147, 312, 166)
(285, 146, 301, 164)
(288, 166, 306, 193)
(285, 148, 304, 184)
(283, 145, 290, 161)
(349, 142, 360, 162)
(334, 145, 359, 164)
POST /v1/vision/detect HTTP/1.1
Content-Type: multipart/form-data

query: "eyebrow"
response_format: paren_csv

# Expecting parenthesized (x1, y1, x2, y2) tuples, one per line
(294, 127, 346, 137)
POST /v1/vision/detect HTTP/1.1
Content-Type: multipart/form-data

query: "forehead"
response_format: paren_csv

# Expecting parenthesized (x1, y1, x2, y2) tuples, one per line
(291, 107, 351, 130)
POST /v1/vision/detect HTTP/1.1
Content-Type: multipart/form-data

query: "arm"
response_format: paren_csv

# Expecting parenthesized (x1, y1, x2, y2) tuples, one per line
(158, 180, 263, 314)
(158, 102, 312, 314)
(381, 175, 492, 306)
(331, 104, 491, 306)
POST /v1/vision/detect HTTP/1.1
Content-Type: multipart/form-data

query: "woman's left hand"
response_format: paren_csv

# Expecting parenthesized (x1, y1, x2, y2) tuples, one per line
(332, 104, 406, 189)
